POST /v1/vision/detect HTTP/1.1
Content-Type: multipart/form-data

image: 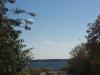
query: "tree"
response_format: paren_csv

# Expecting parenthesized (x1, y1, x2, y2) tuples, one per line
(68, 15, 100, 75)
(0, 0, 35, 75)
(86, 15, 100, 75)
(68, 44, 91, 75)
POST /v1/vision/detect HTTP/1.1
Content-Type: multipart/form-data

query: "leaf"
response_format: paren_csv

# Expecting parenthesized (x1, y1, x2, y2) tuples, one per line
(28, 12, 36, 17)
(8, 0, 16, 3)
(14, 8, 26, 14)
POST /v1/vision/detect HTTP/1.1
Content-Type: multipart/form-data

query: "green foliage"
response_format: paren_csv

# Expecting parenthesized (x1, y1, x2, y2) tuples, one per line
(86, 16, 100, 62)
(0, 0, 35, 75)
(86, 15, 100, 75)
(68, 15, 100, 75)
(68, 44, 91, 75)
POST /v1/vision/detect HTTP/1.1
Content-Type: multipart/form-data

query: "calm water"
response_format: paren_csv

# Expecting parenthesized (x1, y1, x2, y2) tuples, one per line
(27, 59, 68, 70)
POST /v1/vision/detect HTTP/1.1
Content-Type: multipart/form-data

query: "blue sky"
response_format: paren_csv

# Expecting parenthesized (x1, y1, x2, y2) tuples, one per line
(14, 0, 100, 59)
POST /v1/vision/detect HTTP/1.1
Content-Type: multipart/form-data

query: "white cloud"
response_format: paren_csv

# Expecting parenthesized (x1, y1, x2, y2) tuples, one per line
(32, 40, 80, 59)
(28, 18, 34, 22)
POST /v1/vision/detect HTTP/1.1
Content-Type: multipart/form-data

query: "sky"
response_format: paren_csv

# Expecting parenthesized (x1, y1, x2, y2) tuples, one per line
(13, 0, 100, 59)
